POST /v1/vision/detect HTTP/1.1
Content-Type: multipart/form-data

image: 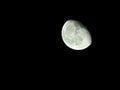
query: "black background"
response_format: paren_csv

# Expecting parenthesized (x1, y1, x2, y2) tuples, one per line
(2, 0, 119, 88)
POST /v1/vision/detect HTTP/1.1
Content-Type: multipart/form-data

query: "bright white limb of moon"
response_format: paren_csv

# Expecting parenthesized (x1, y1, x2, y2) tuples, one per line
(61, 20, 92, 50)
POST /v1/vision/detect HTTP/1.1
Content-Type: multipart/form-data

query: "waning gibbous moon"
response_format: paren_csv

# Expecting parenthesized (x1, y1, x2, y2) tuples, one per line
(61, 20, 92, 50)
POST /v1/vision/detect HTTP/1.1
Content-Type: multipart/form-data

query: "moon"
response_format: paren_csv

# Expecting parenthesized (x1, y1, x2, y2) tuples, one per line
(61, 20, 92, 50)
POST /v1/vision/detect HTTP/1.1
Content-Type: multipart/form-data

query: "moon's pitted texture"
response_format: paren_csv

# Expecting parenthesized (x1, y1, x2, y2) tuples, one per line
(61, 20, 92, 50)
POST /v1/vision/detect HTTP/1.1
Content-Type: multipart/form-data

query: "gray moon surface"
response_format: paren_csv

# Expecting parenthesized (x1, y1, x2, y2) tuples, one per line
(61, 20, 92, 50)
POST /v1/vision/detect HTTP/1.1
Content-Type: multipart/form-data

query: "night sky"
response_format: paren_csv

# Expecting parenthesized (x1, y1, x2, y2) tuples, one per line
(5, 1, 118, 69)
(2, 1, 119, 87)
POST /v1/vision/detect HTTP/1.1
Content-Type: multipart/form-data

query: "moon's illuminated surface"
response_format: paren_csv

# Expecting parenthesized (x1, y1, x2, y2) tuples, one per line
(61, 20, 92, 50)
